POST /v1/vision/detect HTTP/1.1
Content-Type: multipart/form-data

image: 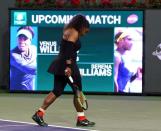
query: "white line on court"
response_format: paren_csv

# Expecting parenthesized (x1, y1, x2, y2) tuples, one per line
(0, 118, 99, 131)
(0, 125, 31, 128)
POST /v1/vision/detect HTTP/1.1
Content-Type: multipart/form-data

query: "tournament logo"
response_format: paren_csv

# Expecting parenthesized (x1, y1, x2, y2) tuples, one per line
(14, 12, 27, 25)
(127, 14, 138, 24)
(152, 43, 161, 61)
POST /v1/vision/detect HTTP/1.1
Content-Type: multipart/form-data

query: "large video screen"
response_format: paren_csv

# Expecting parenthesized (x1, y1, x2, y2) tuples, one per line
(9, 9, 143, 93)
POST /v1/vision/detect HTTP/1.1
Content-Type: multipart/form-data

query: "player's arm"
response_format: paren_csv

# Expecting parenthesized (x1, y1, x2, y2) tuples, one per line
(130, 67, 142, 82)
(63, 29, 79, 76)
(10, 52, 36, 75)
(114, 56, 121, 92)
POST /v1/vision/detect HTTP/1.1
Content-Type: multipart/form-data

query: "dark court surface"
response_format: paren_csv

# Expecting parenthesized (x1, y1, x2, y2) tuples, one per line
(0, 120, 95, 131)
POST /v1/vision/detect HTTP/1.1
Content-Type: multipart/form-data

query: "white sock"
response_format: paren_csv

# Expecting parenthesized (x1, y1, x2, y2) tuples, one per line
(77, 112, 85, 117)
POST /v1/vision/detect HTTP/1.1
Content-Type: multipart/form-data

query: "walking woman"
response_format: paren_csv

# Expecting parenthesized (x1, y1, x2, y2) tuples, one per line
(32, 14, 95, 127)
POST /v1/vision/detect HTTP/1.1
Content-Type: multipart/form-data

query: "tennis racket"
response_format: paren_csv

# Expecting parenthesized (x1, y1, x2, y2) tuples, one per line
(68, 76, 88, 110)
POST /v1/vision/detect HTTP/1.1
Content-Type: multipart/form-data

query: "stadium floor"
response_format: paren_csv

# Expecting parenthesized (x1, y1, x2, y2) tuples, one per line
(0, 93, 161, 131)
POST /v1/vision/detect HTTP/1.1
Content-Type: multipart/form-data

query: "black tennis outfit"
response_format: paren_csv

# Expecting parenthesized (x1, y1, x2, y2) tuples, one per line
(47, 39, 82, 97)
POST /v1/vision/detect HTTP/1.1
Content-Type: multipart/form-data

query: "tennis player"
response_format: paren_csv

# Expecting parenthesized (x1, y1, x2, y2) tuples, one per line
(32, 14, 95, 127)
(114, 30, 142, 92)
(10, 26, 37, 91)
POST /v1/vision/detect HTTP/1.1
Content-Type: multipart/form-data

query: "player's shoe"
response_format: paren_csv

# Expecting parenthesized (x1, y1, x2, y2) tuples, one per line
(76, 119, 95, 127)
(32, 113, 48, 127)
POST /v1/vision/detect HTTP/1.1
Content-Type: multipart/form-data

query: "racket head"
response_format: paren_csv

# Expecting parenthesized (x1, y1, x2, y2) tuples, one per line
(72, 83, 88, 110)
(77, 91, 88, 110)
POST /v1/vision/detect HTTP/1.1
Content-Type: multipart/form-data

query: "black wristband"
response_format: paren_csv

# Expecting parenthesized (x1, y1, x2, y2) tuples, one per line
(66, 64, 72, 68)
(66, 59, 72, 68)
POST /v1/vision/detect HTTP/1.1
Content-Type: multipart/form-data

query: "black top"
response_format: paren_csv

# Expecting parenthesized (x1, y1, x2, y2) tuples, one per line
(47, 39, 81, 76)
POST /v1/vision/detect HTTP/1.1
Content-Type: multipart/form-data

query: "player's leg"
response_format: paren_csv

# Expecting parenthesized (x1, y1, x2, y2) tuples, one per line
(68, 74, 95, 127)
(32, 75, 67, 126)
(32, 92, 56, 126)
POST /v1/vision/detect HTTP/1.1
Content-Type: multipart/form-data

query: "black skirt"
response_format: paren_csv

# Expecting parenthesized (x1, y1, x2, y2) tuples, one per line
(47, 58, 80, 76)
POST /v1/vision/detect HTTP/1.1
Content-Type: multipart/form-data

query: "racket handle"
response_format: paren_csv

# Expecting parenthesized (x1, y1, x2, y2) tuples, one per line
(68, 76, 74, 83)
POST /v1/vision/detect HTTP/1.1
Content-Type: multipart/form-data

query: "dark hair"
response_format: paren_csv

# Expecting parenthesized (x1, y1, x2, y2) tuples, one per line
(17, 26, 34, 38)
(65, 14, 90, 33)
(115, 32, 123, 44)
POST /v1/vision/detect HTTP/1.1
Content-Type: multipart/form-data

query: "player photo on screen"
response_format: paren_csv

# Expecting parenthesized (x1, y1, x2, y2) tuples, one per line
(114, 27, 143, 93)
(10, 26, 38, 91)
